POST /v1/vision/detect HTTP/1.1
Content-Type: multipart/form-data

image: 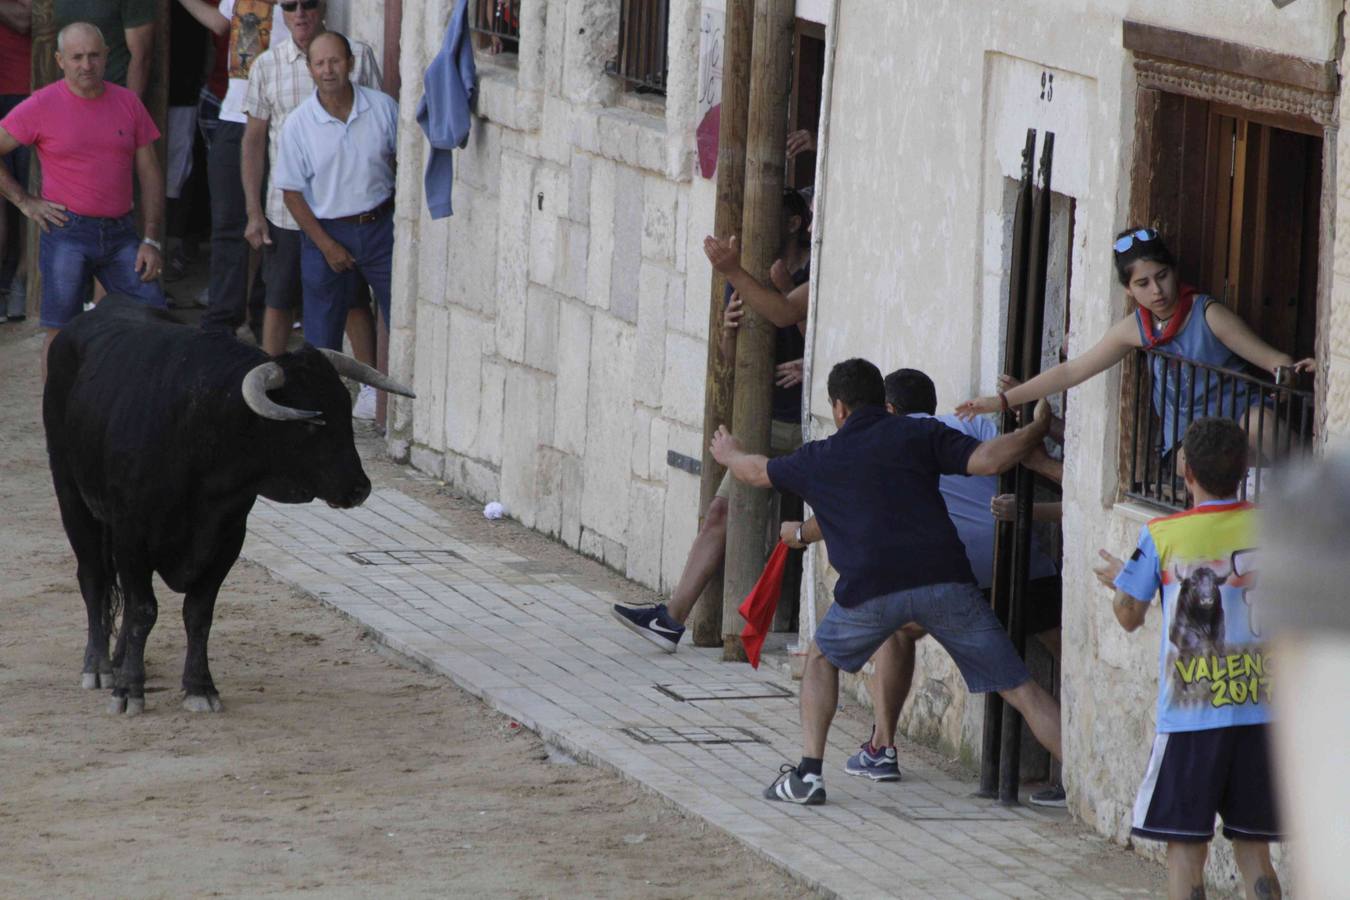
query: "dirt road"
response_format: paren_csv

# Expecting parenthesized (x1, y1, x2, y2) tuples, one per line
(0, 319, 814, 899)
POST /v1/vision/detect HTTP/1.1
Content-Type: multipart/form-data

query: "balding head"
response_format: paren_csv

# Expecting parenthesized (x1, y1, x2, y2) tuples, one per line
(55, 21, 108, 96)
(56, 21, 106, 53)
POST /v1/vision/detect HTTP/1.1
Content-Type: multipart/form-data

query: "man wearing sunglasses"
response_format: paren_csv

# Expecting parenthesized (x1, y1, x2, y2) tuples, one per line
(239, 0, 380, 357)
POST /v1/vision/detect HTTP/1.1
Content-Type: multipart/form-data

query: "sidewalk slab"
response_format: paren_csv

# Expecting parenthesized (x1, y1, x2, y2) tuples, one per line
(243, 488, 1161, 899)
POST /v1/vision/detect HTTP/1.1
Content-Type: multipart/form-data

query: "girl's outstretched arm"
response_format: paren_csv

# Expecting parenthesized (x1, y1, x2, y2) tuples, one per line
(956, 316, 1140, 418)
(1204, 302, 1315, 375)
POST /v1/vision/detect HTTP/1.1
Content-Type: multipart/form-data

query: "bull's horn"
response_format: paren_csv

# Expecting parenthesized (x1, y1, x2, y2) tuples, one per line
(241, 361, 323, 421)
(318, 349, 416, 398)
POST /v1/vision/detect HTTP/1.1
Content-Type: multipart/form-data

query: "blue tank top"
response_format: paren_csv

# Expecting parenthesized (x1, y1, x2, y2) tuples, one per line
(1137, 296, 1256, 452)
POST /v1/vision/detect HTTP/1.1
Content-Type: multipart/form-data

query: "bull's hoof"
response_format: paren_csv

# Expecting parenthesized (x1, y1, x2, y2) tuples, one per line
(124, 697, 145, 717)
(107, 696, 127, 714)
(182, 694, 225, 713)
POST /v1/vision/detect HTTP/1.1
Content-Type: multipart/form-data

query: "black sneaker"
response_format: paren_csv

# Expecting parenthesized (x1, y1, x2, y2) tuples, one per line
(1029, 784, 1066, 808)
(763, 764, 826, 805)
(611, 603, 685, 653)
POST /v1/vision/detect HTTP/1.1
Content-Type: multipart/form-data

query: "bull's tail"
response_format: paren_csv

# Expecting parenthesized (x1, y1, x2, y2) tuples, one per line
(101, 528, 123, 639)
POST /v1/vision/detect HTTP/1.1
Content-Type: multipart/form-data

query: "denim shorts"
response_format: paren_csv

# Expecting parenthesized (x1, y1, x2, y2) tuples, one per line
(814, 581, 1031, 693)
(38, 213, 166, 328)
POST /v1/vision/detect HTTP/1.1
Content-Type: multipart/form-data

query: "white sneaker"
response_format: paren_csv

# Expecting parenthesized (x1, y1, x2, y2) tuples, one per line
(352, 384, 377, 420)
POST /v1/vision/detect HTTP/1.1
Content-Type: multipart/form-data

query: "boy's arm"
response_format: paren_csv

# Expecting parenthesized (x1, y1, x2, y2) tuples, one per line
(1205, 302, 1315, 374)
(1094, 549, 1150, 632)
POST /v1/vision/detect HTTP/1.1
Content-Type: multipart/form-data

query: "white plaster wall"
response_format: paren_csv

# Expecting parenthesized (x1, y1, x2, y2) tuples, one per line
(324, 0, 385, 66)
(389, 0, 716, 594)
(805, 0, 1337, 884)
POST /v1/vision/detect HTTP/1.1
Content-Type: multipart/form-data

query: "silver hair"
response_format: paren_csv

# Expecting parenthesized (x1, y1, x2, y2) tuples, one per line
(56, 21, 107, 53)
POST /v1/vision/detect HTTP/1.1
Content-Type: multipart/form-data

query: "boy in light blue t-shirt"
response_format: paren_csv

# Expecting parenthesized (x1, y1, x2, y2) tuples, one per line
(1095, 418, 1281, 900)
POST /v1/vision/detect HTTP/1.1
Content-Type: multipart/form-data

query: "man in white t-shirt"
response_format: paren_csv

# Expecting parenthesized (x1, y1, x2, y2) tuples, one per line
(175, 0, 288, 338)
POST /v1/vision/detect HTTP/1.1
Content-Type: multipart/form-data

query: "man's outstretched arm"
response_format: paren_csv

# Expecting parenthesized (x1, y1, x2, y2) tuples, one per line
(709, 425, 771, 488)
(964, 399, 1051, 476)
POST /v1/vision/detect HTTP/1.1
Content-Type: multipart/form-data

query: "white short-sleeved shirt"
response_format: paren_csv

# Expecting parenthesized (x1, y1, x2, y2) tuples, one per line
(242, 36, 382, 228)
(218, 0, 289, 124)
(272, 85, 397, 220)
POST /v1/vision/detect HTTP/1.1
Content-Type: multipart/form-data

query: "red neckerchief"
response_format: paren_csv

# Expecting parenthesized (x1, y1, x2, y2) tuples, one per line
(1138, 284, 1199, 349)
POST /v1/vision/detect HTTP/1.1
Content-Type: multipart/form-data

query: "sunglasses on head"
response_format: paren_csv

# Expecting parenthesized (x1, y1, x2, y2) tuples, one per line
(1113, 228, 1159, 254)
(280, 0, 319, 12)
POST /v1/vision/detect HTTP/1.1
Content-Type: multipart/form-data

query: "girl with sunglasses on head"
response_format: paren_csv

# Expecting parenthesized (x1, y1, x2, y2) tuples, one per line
(957, 228, 1314, 458)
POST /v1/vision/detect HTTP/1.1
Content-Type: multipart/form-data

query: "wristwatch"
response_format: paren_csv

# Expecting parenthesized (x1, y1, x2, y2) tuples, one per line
(794, 525, 804, 546)
(141, 237, 163, 251)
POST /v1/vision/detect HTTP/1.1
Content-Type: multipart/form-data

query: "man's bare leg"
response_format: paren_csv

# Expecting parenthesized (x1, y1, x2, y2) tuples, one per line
(800, 641, 839, 759)
(998, 678, 1062, 761)
(868, 632, 916, 746)
(261, 307, 290, 357)
(1166, 841, 1209, 900)
(345, 305, 375, 366)
(1232, 841, 1280, 899)
(664, 496, 729, 624)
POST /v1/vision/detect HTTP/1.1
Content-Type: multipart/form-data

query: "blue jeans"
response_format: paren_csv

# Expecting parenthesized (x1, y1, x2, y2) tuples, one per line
(298, 207, 393, 350)
(38, 213, 166, 328)
(814, 581, 1031, 693)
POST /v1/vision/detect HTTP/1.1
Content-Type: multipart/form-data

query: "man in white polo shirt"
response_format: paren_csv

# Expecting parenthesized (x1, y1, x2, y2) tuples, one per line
(273, 31, 395, 366)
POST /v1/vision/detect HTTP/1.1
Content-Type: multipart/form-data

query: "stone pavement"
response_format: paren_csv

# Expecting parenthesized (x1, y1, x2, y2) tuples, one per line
(242, 487, 1161, 899)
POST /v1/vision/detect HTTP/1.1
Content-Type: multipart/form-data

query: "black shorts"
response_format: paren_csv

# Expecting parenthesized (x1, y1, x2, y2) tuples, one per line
(1132, 724, 1281, 844)
(263, 223, 303, 311)
(979, 574, 1062, 636)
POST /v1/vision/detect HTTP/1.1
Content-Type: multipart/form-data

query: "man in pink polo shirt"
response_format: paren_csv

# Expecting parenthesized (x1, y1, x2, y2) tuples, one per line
(0, 21, 166, 372)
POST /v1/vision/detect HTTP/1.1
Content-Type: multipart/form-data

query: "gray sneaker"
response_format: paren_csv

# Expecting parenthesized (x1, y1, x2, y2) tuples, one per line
(1029, 785, 1066, 807)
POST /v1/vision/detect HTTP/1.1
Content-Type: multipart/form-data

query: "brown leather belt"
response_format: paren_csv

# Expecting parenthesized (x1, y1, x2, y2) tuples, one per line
(332, 198, 393, 225)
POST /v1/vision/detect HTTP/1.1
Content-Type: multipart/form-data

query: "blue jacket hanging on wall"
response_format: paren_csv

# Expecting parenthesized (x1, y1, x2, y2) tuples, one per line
(417, 0, 477, 219)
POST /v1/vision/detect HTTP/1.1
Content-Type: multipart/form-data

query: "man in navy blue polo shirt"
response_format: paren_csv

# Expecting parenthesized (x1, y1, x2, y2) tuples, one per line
(711, 358, 1062, 805)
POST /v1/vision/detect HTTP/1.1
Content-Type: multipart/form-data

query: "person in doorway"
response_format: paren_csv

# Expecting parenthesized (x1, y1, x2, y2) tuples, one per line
(611, 190, 812, 650)
(1096, 417, 1281, 900)
(54, 0, 154, 97)
(273, 30, 397, 423)
(0, 0, 31, 322)
(712, 358, 1062, 805)
(176, 0, 283, 342)
(0, 22, 165, 375)
(240, 0, 380, 357)
(956, 228, 1313, 464)
(830, 368, 1066, 804)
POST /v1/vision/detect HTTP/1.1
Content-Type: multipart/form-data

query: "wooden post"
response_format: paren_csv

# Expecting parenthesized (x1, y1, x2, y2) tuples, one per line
(687, 0, 753, 648)
(23, 0, 57, 318)
(719, 0, 793, 659)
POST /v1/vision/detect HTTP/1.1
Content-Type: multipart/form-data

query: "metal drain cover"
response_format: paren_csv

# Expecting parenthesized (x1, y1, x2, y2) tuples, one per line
(347, 549, 464, 566)
(620, 725, 763, 745)
(654, 682, 793, 702)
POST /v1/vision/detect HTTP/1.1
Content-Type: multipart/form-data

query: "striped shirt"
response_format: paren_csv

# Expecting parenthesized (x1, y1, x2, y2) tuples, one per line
(242, 35, 382, 229)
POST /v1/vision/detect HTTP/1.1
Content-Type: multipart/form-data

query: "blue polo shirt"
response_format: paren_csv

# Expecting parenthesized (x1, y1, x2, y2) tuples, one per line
(766, 405, 980, 608)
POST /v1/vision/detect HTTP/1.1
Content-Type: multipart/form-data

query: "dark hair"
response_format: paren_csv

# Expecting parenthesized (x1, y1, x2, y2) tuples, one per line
(1113, 226, 1177, 286)
(1181, 417, 1248, 497)
(826, 359, 885, 411)
(883, 368, 937, 416)
(782, 189, 812, 247)
(307, 30, 353, 63)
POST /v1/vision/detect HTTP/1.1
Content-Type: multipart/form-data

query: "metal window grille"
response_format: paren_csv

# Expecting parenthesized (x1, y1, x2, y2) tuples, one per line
(606, 0, 669, 95)
(470, 0, 520, 55)
(1124, 348, 1315, 511)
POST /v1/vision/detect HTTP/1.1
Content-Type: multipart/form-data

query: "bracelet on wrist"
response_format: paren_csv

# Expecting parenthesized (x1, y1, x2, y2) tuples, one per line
(141, 237, 163, 251)
(794, 525, 805, 546)
(999, 392, 1010, 414)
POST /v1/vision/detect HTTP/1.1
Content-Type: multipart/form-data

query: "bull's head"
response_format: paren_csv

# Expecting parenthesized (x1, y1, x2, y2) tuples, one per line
(241, 348, 414, 509)
(1173, 562, 1230, 609)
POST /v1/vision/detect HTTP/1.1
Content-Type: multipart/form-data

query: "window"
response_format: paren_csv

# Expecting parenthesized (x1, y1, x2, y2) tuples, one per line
(607, 0, 669, 95)
(1121, 22, 1333, 510)
(471, 0, 519, 57)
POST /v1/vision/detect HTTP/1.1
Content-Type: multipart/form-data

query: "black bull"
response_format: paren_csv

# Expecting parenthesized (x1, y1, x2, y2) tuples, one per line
(43, 297, 414, 714)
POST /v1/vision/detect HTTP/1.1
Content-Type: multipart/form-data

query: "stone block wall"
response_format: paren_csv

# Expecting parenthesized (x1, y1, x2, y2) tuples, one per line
(388, 0, 717, 594)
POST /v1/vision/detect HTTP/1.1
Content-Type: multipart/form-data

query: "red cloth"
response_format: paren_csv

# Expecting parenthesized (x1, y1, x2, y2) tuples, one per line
(0, 24, 30, 96)
(738, 541, 790, 669)
(1138, 283, 1199, 349)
